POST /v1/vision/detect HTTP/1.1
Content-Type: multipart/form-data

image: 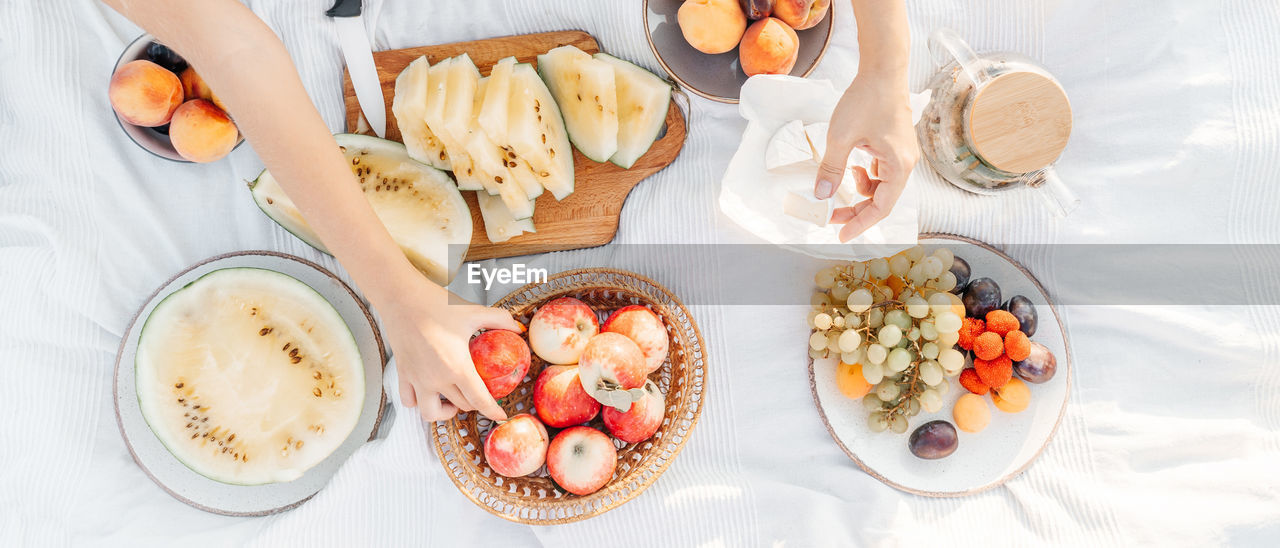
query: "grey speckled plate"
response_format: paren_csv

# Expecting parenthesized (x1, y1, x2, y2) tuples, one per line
(809, 234, 1072, 496)
(644, 0, 834, 103)
(113, 251, 386, 516)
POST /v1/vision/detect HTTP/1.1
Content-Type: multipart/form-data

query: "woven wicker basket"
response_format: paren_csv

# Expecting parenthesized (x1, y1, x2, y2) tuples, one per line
(429, 268, 708, 524)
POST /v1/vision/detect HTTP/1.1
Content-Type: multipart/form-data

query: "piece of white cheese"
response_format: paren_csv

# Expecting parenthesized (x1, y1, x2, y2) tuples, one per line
(782, 189, 833, 226)
(803, 121, 829, 162)
(765, 120, 815, 170)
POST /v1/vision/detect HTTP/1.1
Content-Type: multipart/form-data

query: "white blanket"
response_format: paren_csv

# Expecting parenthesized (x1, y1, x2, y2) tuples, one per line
(2, 0, 1278, 545)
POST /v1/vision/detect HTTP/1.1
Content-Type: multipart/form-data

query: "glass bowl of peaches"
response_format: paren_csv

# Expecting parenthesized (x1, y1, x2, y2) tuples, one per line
(644, 0, 834, 103)
(109, 33, 243, 163)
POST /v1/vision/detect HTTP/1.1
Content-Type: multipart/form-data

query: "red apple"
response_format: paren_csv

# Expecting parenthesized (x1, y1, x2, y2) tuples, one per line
(602, 305, 669, 374)
(772, 0, 830, 30)
(533, 365, 601, 428)
(578, 332, 649, 407)
(529, 297, 599, 364)
(483, 414, 549, 478)
(469, 329, 531, 399)
(546, 426, 617, 495)
(603, 384, 665, 444)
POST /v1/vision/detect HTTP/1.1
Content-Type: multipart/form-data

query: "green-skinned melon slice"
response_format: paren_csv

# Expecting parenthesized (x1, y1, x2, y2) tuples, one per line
(135, 267, 364, 485)
(249, 133, 472, 285)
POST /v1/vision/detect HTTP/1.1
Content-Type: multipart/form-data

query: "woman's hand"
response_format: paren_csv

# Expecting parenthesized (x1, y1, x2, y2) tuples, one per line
(375, 266, 521, 423)
(814, 73, 920, 242)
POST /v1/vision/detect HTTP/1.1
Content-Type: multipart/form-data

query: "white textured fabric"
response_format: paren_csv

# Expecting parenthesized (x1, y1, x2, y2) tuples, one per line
(2, 0, 1279, 546)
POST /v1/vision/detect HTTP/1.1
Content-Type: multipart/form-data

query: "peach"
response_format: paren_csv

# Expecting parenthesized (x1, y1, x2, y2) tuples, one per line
(991, 377, 1031, 413)
(601, 305, 669, 373)
(534, 365, 601, 428)
(169, 100, 238, 163)
(602, 384, 664, 444)
(739, 17, 799, 76)
(483, 414, 549, 478)
(179, 67, 226, 112)
(773, 0, 829, 30)
(953, 393, 991, 433)
(835, 361, 872, 399)
(109, 59, 183, 127)
(547, 426, 616, 496)
(469, 329, 531, 399)
(678, 0, 748, 55)
(528, 297, 599, 364)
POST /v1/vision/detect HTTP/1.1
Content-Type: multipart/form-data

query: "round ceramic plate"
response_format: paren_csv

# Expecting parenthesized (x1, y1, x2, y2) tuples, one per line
(113, 251, 386, 516)
(644, 0, 833, 103)
(809, 234, 1072, 496)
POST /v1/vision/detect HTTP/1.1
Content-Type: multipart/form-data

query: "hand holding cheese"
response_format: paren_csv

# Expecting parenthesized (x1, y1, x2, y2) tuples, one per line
(815, 0, 919, 242)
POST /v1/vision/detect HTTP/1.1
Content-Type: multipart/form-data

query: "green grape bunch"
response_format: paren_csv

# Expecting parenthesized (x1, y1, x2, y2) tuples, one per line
(808, 246, 967, 434)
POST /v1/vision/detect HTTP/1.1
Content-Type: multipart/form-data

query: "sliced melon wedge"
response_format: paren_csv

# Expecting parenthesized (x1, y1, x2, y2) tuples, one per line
(439, 54, 486, 192)
(537, 45, 619, 163)
(391, 56, 451, 170)
(478, 57, 515, 143)
(509, 63, 575, 199)
(476, 191, 535, 243)
(136, 267, 364, 485)
(594, 53, 672, 169)
(250, 134, 472, 285)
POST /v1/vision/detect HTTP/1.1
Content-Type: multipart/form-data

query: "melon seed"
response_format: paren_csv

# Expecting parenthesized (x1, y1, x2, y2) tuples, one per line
(259, 327, 272, 336)
(313, 388, 322, 397)
(265, 198, 274, 205)
(549, 149, 556, 158)
(313, 371, 322, 380)
(291, 356, 302, 364)
(295, 441, 303, 449)
(282, 343, 290, 351)
(289, 348, 299, 358)
(352, 157, 360, 165)
(174, 382, 184, 389)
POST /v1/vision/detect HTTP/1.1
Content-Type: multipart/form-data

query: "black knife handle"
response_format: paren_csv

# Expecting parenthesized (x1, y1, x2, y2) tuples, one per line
(326, 0, 362, 18)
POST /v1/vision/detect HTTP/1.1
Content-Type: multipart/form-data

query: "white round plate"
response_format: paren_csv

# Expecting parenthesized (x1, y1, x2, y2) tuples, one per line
(809, 234, 1072, 496)
(113, 251, 386, 515)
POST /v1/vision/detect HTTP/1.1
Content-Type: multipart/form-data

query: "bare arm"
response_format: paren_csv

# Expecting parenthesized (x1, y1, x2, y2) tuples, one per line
(816, 0, 919, 241)
(104, 0, 514, 421)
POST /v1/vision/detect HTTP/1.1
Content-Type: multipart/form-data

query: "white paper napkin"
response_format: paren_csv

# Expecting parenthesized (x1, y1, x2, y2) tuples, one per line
(719, 75, 931, 260)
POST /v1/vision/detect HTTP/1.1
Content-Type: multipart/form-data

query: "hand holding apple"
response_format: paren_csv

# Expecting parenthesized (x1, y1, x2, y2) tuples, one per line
(470, 329, 532, 399)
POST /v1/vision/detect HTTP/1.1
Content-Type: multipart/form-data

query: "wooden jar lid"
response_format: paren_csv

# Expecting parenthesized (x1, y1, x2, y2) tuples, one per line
(967, 71, 1072, 174)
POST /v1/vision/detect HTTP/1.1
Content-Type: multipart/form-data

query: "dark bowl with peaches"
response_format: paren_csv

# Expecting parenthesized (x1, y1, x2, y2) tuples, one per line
(643, 0, 834, 103)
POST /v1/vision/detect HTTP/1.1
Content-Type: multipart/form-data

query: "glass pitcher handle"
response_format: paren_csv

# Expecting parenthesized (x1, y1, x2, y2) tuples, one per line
(1026, 167, 1080, 217)
(929, 29, 987, 87)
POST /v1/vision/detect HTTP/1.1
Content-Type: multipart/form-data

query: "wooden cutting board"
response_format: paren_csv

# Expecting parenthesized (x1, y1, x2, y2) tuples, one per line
(341, 31, 686, 261)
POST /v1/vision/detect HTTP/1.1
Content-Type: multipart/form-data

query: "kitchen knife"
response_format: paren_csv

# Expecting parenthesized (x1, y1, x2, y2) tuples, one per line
(328, 0, 385, 138)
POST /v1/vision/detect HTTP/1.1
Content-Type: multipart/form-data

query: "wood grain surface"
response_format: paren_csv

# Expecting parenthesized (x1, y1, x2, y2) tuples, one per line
(967, 71, 1071, 174)
(342, 30, 686, 261)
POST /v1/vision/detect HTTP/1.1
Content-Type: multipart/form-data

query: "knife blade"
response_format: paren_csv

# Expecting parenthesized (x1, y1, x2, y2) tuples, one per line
(328, 0, 385, 138)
